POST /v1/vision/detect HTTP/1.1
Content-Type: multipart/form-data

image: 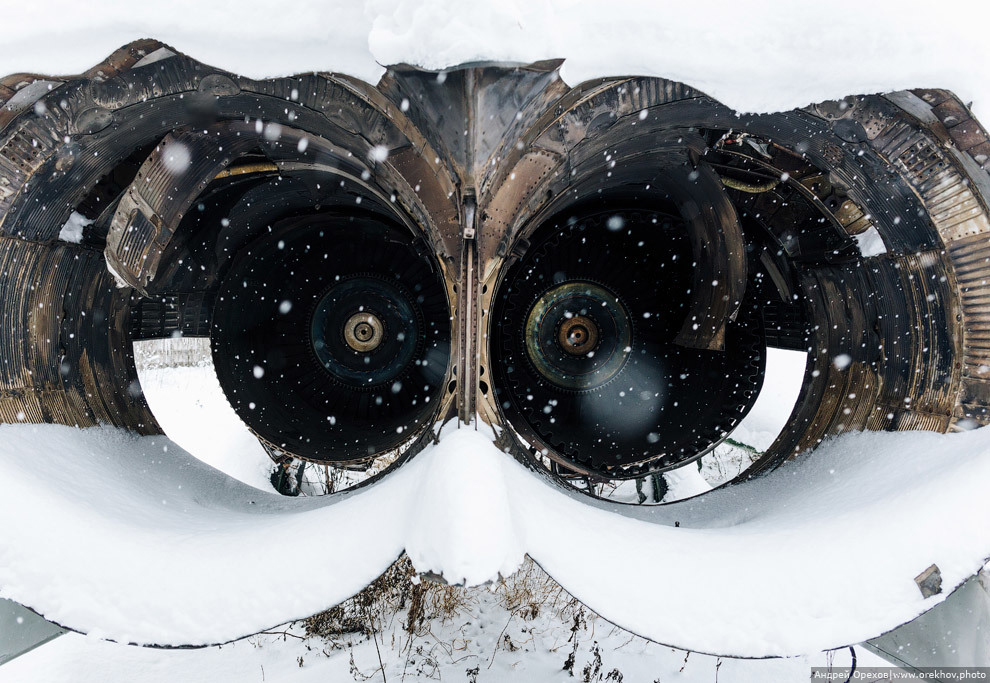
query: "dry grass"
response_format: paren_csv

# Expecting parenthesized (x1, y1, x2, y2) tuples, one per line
(303, 557, 584, 655)
(303, 556, 481, 643)
(299, 555, 646, 682)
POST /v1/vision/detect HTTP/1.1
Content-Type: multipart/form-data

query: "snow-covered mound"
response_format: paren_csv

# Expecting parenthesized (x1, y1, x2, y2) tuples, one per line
(1, 1, 988, 117)
(1, 420, 988, 656)
(0, 425, 411, 646)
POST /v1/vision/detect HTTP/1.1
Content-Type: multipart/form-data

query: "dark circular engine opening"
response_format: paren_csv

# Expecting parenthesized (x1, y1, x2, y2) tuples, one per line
(492, 205, 766, 479)
(211, 211, 451, 464)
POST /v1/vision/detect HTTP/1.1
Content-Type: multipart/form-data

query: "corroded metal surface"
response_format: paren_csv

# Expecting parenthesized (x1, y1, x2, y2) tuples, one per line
(0, 40, 989, 485)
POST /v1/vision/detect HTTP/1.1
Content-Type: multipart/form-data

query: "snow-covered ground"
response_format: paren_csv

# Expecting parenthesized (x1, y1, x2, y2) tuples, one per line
(2, 339, 989, 661)
(3, 578, 893, 683)
(134, 339, 274, 491)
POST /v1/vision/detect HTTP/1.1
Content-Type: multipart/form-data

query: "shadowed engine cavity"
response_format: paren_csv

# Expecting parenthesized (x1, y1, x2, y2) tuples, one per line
(211, 213, 450, 463)
(492, 208, 765, 477)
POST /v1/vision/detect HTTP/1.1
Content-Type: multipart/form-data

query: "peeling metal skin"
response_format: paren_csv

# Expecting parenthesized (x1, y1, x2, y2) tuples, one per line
(2, 43, 990, 498)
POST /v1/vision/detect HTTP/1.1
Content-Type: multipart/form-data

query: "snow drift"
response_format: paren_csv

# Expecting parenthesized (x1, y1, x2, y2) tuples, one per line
(1, 421, 988, 656)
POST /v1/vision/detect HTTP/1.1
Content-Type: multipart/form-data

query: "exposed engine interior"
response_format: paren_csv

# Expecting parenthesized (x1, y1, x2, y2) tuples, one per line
(1, 42, 989, 503)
